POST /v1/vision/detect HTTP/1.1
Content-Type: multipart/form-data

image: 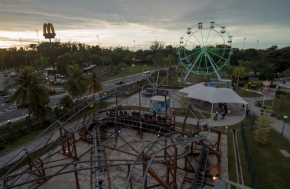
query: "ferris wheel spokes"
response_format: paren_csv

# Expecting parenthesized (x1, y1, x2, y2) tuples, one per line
(186, 52, 203, 70)
(206, 31, 220, 46)
(184, 53, 203, 80)
(191, 32, 203, 46)
(205, 52, 222, 81)
(178, 21, 233, 81)
(186, 40, 200, 48)
(207, 50, 228, 61)
(205, 28, 212, 46)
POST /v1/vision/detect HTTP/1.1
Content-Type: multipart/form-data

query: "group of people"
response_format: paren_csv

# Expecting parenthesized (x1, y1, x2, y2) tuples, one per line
(214, 103, 230, 121)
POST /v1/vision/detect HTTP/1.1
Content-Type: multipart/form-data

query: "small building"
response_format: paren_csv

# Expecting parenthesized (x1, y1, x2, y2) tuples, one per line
(45, 67, 56, 76)
(149, 95, 170, 113)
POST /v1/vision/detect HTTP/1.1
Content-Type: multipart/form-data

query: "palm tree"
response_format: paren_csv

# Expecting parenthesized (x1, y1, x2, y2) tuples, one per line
(4, 66, 49, 129)
(87, 71, 103, 100)
(63, 64, 89, 100)
(233, 67, 246, 88)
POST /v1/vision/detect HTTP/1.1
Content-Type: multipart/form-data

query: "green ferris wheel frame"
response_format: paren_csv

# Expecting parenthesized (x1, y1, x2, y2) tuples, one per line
(178, 21, 233, 81)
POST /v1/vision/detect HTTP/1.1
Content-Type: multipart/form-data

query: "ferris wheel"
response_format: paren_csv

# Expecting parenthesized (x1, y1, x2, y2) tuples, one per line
(178, 21, 233, 81)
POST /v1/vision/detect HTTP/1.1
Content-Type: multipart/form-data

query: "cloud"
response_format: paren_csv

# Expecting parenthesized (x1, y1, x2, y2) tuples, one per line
(0, 0, 289, 49)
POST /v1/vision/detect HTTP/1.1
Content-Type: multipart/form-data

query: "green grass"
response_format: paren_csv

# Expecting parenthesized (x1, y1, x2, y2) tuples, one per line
(0, 129, 49, 155)
(112, 64, 156, 79)
(240, 129, 290, 189)
(234, 88, 262, 98)
(264, 96, 290, 119)
(224, 114, 290, 189)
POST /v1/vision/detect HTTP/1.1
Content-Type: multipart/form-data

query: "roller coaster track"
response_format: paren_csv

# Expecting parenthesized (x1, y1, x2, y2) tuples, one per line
(0, 89, 210, 189)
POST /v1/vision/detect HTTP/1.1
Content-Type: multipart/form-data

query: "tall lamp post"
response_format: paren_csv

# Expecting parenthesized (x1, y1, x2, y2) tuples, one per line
(122, 67, 124, 82)
(24, 55, 28, 66)
(256, 40, 259, 50)
(96, 35, 99, 46)
(11, 55, 15, 70)
(132, 58, 135, 82)
(242, 37, 246, 51)
(281, 114, 288, 137)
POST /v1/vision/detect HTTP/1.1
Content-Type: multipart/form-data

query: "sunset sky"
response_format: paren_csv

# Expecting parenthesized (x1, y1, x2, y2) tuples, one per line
(0, 0, 289, 50)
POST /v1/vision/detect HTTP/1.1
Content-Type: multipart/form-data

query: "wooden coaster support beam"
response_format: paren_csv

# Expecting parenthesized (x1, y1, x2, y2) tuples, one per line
(59, 127, 78, 160)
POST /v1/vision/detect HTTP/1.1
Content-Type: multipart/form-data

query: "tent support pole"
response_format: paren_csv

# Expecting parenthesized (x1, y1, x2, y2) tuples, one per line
(211, 103, 213, 114)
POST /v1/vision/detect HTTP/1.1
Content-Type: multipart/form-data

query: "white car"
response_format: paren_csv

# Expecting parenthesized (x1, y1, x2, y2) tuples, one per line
(9, 72, 16, 77)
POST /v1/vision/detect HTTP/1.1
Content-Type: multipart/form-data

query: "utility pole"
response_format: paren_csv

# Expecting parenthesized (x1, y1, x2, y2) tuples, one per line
(96, 35, 99, 46)
(242, 37, 246, 51)
(133, 40, 135, 52)
(256, 40, 259, 50)
(11, 55, 15, 70)
(24, 55, 28, 66)
(35, 30, 39, 44)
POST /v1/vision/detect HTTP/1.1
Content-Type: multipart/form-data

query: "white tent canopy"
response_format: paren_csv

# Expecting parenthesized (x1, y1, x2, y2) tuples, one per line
(179, 83, 248, 113)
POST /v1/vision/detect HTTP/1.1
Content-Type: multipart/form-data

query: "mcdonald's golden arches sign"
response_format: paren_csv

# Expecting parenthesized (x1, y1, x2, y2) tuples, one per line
(43, 23, 56, 39)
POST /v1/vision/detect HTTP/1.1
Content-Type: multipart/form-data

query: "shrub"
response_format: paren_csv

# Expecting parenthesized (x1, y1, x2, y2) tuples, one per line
(275, 90, 287, 97)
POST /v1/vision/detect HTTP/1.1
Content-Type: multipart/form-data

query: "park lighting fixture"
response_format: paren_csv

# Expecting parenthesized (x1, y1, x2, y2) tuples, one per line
(281, 114, 288, 137)
(117, 129, 121, 134)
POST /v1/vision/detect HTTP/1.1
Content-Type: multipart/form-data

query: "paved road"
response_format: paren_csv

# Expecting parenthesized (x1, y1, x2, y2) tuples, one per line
(0, 72, 146, 124)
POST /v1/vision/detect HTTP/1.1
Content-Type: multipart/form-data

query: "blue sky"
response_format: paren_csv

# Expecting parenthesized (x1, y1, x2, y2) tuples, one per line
(0, 0, 289, 50)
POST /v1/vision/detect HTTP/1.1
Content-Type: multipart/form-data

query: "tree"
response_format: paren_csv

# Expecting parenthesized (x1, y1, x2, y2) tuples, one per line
(63, 64, 89, 100)
(281, 69, 290, 77)
(162, 55, 175, 84)
(233, 67, 245, 87)
(150, 40, 165, 53)
(87, 71, 103, 100)
(254, 106, 274, 144)
(4, 66, 49, 129)
(258, 67, 275, 81)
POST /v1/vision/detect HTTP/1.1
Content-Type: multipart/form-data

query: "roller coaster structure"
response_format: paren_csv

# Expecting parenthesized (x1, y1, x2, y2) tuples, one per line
(0, 88, 223, 189)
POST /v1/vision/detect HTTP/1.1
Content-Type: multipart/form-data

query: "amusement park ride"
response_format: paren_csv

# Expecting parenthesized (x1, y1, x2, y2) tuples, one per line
(178, 21, 233, 82)
(0, 22, 236, 189)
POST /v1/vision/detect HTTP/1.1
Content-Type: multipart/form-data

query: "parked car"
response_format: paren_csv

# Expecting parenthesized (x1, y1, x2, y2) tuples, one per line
(115, 81, 124, 85)
(3, 95, 11, 103)
(9, 72, 16, 77)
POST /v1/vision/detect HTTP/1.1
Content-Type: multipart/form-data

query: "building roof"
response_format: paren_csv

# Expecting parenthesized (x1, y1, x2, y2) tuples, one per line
(83, 64, 96, 71)
(180, 83, 247, 104)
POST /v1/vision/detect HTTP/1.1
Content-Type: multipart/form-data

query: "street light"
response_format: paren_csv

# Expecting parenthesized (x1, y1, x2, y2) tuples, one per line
(281, 114, 288, 137)
(24, 55, 28, 66)
(132, 58, 135, 82)
(96, 35, 99, 46)
(242, 37, 246, 51)
(11, 55, 15, 70)
(256, 40, 259, 50)
(122, 67, 124, 82)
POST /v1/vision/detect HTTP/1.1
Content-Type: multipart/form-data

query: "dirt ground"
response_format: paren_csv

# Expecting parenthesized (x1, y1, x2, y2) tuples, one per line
(10, 126, 228, 189)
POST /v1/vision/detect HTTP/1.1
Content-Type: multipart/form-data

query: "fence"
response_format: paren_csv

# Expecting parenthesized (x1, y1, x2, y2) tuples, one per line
(240, 123, 260, 189)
